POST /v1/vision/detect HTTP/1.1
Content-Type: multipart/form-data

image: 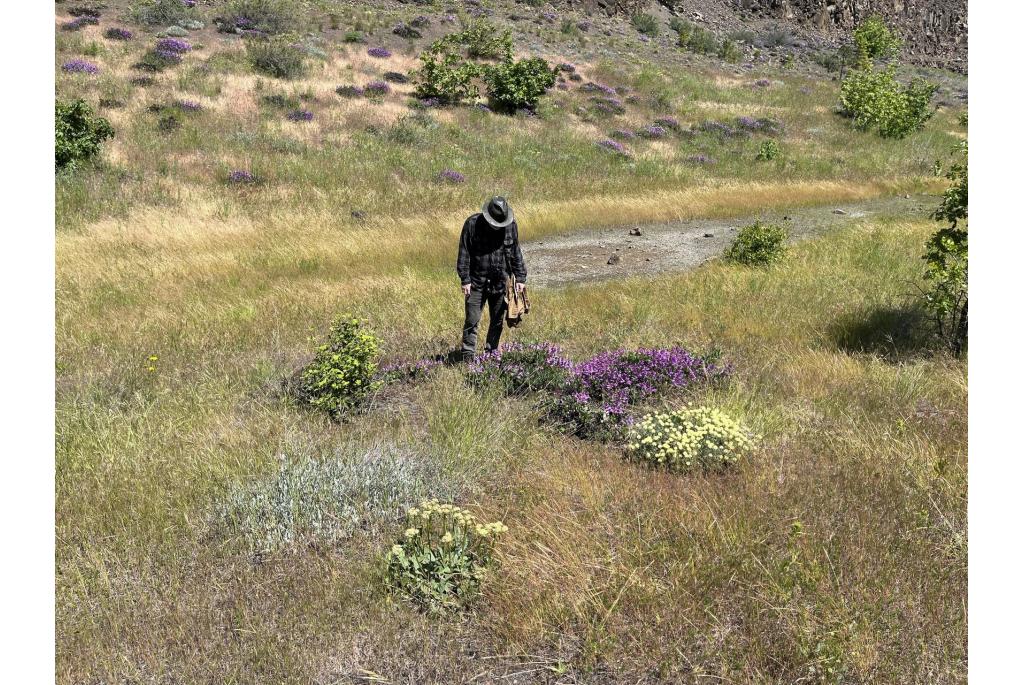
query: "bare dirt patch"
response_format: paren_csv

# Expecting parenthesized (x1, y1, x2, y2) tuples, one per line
(525, 194, 935, 288)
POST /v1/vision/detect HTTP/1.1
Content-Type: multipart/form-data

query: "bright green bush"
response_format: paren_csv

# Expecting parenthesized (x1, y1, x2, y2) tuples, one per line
(55, 99, 114, 173)
(414, 46, 483, 103)
(631, 12, 659, 37)
(838, 64, 936, 138)
(718, 39, 742, 63)
(627, 407, 755, 472)
(299, 315, 382, 417)
(853, 14, 902, 62)
(725, 220, 788, 266)
(245, 34, 307, 78)
(923, 140, 968, 354)
(385, 500, 508, 612)
(459, 20, 513, 60)
(756, 139, 780, 161)
(484, 57, 557, 111)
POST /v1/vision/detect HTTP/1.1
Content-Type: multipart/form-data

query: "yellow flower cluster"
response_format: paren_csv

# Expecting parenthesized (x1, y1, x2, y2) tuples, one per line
(627, 406, 755, 472)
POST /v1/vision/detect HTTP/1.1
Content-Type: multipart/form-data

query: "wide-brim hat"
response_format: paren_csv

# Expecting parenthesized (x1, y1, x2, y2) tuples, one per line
(481, 196, 515, 228)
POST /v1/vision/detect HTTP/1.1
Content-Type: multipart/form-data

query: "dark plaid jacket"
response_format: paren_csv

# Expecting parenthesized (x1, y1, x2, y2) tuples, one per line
(456, 213, 527, 294)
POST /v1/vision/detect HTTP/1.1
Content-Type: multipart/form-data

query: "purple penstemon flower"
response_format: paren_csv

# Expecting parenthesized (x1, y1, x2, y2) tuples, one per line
(364, 80, 391, 96)
(654, 116, 681, 131)
(753, 78, 771, 88)
(287, 109, 314, 121)
(597, 139, 630, 156)
(336, 84, 364, 98)
(228, 170, 257, 184)
(61, 59, 99, 74)
(104, 27, 134, 40)
(437, 169, 465, 183)
(686, 154, 716, 164)
(367, 46, 392, 58)
(637, 125, 667, 139)
(156, 38, 192, 53)
(176, 99, 202, 112)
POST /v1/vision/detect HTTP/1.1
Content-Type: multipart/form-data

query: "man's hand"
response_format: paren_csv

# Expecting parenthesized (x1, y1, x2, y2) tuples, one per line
(515, 282, 525, 294)
(462, 284, 472, 297)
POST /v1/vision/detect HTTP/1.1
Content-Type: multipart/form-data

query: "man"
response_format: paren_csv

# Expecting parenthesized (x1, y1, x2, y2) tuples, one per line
(456, 196, 527, 361)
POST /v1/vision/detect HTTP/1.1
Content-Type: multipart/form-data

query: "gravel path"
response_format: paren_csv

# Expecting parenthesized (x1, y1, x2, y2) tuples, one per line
(525, 194, 936, 288)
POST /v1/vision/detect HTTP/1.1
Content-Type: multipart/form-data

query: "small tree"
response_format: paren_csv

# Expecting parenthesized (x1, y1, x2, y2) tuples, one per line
(852, 14, 903, 64)
(55, 99, 114, 172)
(483, 57, 557, 112)
(923, 140, 968, 354)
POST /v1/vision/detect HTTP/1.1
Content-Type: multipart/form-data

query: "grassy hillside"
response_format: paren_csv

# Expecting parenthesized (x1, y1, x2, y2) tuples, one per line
(56, 1, 966, 682)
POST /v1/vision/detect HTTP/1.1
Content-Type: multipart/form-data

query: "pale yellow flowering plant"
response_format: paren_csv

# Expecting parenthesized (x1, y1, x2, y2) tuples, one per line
(627, 406, 756, 472)
(384, 500, 508, 612)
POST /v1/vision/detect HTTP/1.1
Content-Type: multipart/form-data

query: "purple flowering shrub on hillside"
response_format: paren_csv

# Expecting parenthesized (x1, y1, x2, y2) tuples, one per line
(377, 357, 442, 385)
(364, 80, 391, 97)
(637, 125, 667, 139)
(62, 16, 99, 31)
(104, 27, 134, 40)
(287, 109, 314, 121)
(597, 139, 630, 157)
(62, 59, 100, 74)
(437, 169, 465, 183)
(467, 343, 574, 396)
(467, 343, 728, 439)
(367, 47, 392, 58)
(550, 348, 729, 440)
(156, 38, 192, 53)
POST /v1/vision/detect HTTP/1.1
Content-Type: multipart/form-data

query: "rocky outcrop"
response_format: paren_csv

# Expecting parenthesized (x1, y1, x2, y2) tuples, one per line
(559, 0, 966, 71)
(725, 1, 967, 70)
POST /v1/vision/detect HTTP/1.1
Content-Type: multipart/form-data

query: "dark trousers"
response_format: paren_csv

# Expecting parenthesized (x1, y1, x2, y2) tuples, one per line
(462, 288, 506, 358)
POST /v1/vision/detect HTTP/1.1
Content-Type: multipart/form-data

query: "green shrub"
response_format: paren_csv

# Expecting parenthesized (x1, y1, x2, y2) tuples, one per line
(385, 500, 508, 612)
(55, 99, 114, 172)
(343, 30, 366, 43)
(853, 14, 902, 62)
(718, 39, 741, 63)
(226, 0, 304, 34)
(838, 64, 936, 138)
(679, 25, 719, 55)
(414, 47, 482, 103)
(631, 12, 659, 37)
(484, 57, 557, 111)
(299, 315, 382, 417)
(459, 20, 513, 60)
(245, 35, 307, 78)
(164, 25, 189, 37)
(627, 407, 755, 472)
(725, 220, 788, 266)
(756, 139, 780, 161)
(128, 0, 196, 27)
(923, 140, 968, 354)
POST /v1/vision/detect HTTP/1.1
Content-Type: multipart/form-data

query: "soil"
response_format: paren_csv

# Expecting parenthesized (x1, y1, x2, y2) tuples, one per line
(525, 194, 936, 288)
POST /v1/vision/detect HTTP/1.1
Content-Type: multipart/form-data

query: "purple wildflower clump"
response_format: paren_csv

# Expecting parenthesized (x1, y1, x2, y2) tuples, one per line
(735, 116, 783, 135)
(437, 169, 465, 184)
(440, 14, 457, 24)
(540, 11, 558, 22)
(287, 109, 314, 122)
(597, 139, 630, 156)
(176, 99, 202, 112)
(686, 154, 716, 165)
(228, 170, 258, 184)
(153, 49, 183, 64)
(557, 62, 576, 73)
(377, 357, 442, 384)
(654, 116, 681, 131)
(364, 80, 391, 97)
(753, 78, 772, 88)
(467, 343, 574, 396)
(61, 16, 99, 31)
(610, 129, 637, 140)
(367, 46, 392, 58)
(550, 347, 729, 440)
(335, 84, 364, 98)
(104, 27, 134, 41)
(580, 81, 617, 97)
(698, 120, 747, 138)
(156, 38, 192, 53)
(591, 96, 626, 115)
(637, 125, 667, 139)
(61, 59, 99, 75)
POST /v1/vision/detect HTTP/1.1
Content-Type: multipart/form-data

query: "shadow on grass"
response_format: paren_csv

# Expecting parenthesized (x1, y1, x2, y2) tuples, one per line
(829, 304, 939, 361)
